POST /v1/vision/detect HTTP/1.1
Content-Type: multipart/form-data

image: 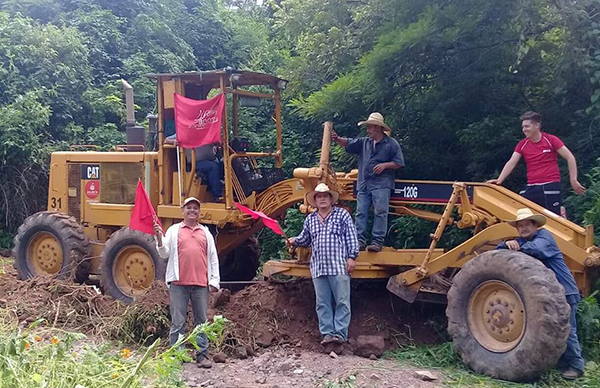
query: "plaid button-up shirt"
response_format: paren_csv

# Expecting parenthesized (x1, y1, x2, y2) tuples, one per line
(294, 207, 360, 278)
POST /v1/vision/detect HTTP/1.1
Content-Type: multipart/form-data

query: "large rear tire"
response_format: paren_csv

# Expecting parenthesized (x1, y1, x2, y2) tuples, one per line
(100, 228, 165, 304)
(446, 249, 571, 382)
(220, 236, 260, 281)
(13, 212, 90, 281)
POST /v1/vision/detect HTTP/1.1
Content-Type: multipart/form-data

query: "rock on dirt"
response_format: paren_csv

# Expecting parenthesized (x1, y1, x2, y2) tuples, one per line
(354, 335, 386, 358)
(213, 352, 227, 363)
(212, 288, 231, 308)
(233, 346, 248, 359)
(414, 370, 439, 381)
(256, 330, 275, 347)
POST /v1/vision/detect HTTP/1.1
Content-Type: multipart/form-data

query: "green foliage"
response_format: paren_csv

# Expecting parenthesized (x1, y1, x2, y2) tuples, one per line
(565, 158, 600, 240)
(577, 292, 600, 360)
(0, 314, 227, 388)
(388, 342, 600, 387)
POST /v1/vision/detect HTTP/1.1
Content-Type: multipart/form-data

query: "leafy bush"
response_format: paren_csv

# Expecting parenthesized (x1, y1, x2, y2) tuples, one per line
(0, 314, 227, 388)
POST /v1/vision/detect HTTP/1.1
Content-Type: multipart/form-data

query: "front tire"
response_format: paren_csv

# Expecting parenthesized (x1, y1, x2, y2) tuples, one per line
(446, 249, 571, 382)
(13, 212, 90, 281)
(100, 228, 165, 304)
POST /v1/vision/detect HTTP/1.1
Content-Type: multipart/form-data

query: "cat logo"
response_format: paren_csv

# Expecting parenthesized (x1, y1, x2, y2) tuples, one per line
(81, 164, 100, 180)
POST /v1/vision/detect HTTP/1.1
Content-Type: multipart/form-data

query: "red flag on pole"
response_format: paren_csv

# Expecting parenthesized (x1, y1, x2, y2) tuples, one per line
(234, 202, 284, 236)
(174, 93, 225, 148)
(130, 179, 161, 235)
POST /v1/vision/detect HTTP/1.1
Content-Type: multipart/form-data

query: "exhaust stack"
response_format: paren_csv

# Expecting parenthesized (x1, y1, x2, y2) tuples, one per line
(120, 79, 146, 151)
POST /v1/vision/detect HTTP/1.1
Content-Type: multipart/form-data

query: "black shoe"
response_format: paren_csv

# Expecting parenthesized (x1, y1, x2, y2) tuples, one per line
(366, 243, 382, 252)
(359, 242, 366, 251)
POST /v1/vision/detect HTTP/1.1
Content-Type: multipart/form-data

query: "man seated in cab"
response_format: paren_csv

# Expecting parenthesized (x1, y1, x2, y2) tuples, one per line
(497, 208, 584, 380)
(165, 135, 223, 200)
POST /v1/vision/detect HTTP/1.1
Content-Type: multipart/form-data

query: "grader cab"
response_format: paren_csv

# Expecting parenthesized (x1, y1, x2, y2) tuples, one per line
(13, 69, 304, 303)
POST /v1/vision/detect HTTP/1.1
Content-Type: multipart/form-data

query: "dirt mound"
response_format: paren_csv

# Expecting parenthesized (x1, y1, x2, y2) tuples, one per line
(212, 279, 446, 354)
(0, 257, 447, 353)
(0, 258, 170, 342)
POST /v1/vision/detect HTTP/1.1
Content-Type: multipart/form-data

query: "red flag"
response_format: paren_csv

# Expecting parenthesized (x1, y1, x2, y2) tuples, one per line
(234, 202, 284, 236)
(174, 93, 225, 148)
(130, 179, 161, 235)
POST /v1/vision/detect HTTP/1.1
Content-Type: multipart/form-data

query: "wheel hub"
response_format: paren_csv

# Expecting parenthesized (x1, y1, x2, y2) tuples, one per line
(468, 280, 526, 352)
(28, 232, 63, 274)
(114, 246, 155, 296)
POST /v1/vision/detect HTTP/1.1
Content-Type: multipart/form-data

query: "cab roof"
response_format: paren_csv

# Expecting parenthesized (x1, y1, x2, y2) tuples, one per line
(146, 68, 287, 89)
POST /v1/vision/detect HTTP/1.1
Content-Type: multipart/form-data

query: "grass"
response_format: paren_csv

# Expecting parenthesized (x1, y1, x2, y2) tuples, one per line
(0, 313, 228, 388)
(386, 342, 600, 388)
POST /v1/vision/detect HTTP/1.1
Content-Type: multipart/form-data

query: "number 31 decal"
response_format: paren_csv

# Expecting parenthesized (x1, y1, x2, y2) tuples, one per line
(50, 197, 62, 208)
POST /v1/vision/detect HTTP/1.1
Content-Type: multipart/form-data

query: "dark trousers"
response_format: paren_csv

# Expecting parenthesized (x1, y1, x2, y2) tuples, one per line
(196, 160, 223, 198)
(558, 298, 585, 372)
(520, 182, 561, 215)
(169, 284, 209, 359)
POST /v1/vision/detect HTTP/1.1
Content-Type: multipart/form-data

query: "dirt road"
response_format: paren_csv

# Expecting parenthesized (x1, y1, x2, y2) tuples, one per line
(182, 347, 441, 388)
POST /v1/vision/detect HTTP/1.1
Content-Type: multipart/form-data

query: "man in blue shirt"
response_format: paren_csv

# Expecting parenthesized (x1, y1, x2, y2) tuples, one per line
(288, 183, 359, 348)
(332, 113, 405, 252)
(497, 208, 584, 380)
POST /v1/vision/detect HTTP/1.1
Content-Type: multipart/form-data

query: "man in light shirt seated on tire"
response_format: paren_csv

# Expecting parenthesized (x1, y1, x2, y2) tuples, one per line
(497, 208, 584, 380)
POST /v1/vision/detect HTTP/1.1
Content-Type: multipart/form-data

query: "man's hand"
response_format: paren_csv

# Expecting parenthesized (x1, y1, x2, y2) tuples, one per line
(487, 178, 501, 185)
(330, 130, 348, 146)
(571, 179, 586, 195)
(373, 163, 387, 175)
(286, 237, 296, 247)
(154, 222, 163, 246)
(505, 240, 520, 251)
(331, 129, 339, 142)
(346, 258, 356, 274)
(209, 285, 218, 293)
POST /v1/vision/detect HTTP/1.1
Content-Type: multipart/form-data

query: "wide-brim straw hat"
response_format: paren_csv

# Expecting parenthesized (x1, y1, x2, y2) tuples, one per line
(306, 183, 339, 207)
(505, 208, 547, 227)
(358, 112, 392, 135)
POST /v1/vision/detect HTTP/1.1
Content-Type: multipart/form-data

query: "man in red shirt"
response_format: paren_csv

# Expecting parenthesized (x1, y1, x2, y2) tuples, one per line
(154, 197, 220, 368)
(488, 111, 585, 214)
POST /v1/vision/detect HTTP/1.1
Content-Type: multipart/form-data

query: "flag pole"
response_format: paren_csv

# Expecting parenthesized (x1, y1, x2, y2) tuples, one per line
(176, 145, 183, 205)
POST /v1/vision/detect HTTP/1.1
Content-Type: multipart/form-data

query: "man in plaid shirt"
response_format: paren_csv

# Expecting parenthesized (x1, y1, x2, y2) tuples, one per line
(288, 183, 360, 347)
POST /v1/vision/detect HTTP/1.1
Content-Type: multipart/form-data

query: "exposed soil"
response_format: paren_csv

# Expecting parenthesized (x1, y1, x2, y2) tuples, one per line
(182, 348, 442, 388)
(0, 257, 446, 387)
(211, 279, 446, 354)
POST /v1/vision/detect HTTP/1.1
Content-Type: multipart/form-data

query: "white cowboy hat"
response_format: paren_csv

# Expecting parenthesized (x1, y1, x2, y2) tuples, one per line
(358, 112, 392, 135)
(505, 208, 547, 227)
(306, 183, 339, 207)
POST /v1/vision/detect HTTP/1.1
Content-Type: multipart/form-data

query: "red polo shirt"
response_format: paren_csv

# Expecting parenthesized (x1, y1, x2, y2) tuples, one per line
(174, 223, 208, 286)
(514, 133, 564, 184)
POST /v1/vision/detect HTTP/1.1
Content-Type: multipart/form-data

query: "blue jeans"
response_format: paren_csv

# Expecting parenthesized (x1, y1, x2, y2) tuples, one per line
(196, 160, 223, 198)
(313, 275, 351, 341)
(356, 188, 391, 245)
(558, 300, 585, 372)
(169, 284, 209, 359)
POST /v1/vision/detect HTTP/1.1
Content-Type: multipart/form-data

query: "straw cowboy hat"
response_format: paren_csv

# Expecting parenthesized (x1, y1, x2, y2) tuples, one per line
(306, 183, 339, 207)
(505, 208, 547, 227)
(358, 112, 392, 135)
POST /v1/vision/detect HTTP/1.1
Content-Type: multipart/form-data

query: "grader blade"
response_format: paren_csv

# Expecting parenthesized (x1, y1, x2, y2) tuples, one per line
(386, 276, 422, 303)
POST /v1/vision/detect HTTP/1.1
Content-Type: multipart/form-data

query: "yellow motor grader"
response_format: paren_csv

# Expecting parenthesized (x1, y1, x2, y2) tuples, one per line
(12, 69, 600, 382)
